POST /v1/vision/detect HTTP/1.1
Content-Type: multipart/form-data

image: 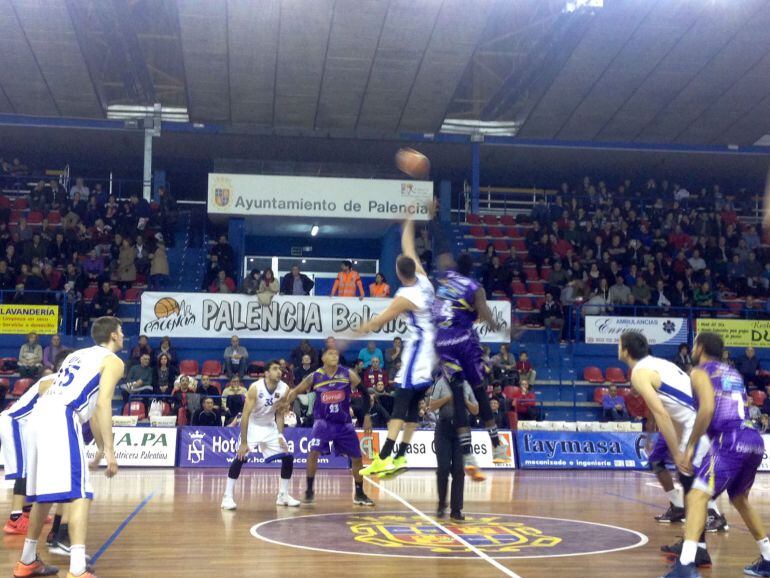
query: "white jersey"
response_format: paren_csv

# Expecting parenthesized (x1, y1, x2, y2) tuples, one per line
(248, 378, 289, 428)
(632, 355, 696, 441)
(394, 273, 436, 389)
(37, 345, 115, 423)
(2, 380, 42, 423)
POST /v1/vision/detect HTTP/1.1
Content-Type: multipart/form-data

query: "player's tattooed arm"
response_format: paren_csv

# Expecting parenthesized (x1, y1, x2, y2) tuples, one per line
(283, 374, 313, 408)
(350, 370, 372, 433)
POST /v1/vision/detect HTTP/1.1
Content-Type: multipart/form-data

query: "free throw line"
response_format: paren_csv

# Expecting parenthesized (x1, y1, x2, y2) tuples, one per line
(90, 491, 156, 564)
(364, 477, 523, 578)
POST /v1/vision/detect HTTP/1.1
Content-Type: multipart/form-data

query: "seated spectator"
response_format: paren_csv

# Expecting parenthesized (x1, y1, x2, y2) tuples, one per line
(210, 270, 236, 293)
(673, 344, 692, 373)
(149, 238, 169, 290)
(241, 269, 261, 295)
(602, 385, 630, 421)
(198, 375, 221, 405)
(516, 352, 536, 384)
(293, 354, 315, 386)
(489, 398, 509, 429)
(279, 358, 294, 387)
(759, 413, 770, 434)
(694, 281, 716, 309)
(625, 388, 648, 423)
(290, 339, 318, 370)
(748, 397, 762, 427)
(0, 260, 15, 290)
(491, 343, 517, 387)
(367, 390, 391, 429)
(540, 293, 564, 341)
(222, 376, 248, 418)
(632, 277, 652, 306)
(42, 334, 71, 372)
(358, 341, 384, 369)
(280, 264, 314, 296)
(131, 335, 154, 368)
(224, 335, 248, 378)
(362, 356, 389, 391)
(172, 375, 201, 422)
(482, 255, 512, 300)
(418, 398, 437, 430)
(503, 246, 525, 281)
(331, 260, 365, 299)
(609, 275, 631, 306)
(82, 250, 105, 285)
(735, 347, 762, 391)
(120, 353, 154, 406)
(117, 238, 137, 291)
(546, 261, 569, 299)
(193, 397, 221, 426)
(722, 349, 734, 367)
(69, 177, 90, 200)
(513, 379, 538, 421)
(371, 379, 394, 414)
(490, 383, 510, 412)
(90, 281, 119, 321)
(154, 353, 177, 397)
(257, 268, 279, 305)
(369, 273, 390, 297)
(385, 337, 403, 372)
(156, 336, 178, 367)
(18, 332, 43, 379)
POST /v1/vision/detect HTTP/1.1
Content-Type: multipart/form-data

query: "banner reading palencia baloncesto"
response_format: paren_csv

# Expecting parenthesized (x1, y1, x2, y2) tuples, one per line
(140, 292, 512, 342)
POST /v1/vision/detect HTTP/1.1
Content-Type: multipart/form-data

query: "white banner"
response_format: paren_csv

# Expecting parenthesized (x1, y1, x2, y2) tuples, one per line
(760, 434, 770, 472)
(140, 292, 511, 342)
(394, 430, 515, 469)
(84, 427, 177, 467)
(208, 173, 433, 220)
(585, 316, 689, 345)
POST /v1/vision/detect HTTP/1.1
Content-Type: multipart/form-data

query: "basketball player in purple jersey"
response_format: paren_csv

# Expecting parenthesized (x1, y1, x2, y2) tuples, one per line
(433, 250, 508, 480)
(665, 332, 770, 578)
(284, 347, 374, 506)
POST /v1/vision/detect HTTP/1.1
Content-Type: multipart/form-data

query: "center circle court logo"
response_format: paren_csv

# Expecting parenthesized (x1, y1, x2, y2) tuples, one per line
(251, 511, 647, 559)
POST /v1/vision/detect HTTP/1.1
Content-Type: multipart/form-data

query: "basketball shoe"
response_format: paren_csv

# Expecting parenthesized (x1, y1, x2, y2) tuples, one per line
(12, 556, 58, 578)
(4, 515, 29, 535)
(220, 496, 237, 510)
(276, 493, 301, 507)
(359, 455, 394, 477)
(66, 567, 97, 578)
(744, 557, 770, 577)
(655, 504, 685, 524)
(463, 454, 486, 482)
(705, 509, 729, 533)
(660, 560, 701, 578)
(353, 490, 375, 506)
(661, 540, 711, 567)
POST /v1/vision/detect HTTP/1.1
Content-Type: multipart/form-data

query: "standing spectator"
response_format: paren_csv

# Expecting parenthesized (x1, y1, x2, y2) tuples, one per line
(489, 398, 509, 429)
(209, 270, 236, 293)
(42, 334, 71, 372)
(385, 337, 403, 371)
(539, 293, 564, 342)
(69, 177, 90, 200)
(358, 341, 384, 369)
(211, 235, 235, 276)
(241, 269, 261, 295)
(290, 339, 318, 369)
(293, 354, 315, 386)
(673, 344, 692, 373)
(120, 353, 154, 407)
(157, 186, 177, 248)
(223, 335, 248, 378)
(602, 385, 630, 421)
(516, 351, 537, 384)
(513, 379, 538, 421)
(491, 344, 518, 386)
(280, 264, 314, 296)
(149, 238, 169, 290)
(369, 273, 390, 297)
(331, 260, 364, 299)
(221, 376, 247, 419)
(735, 347, 762, 391)
(18, 333, 43, 379)
(257, 268, 279, 305)
(193, 397, 221, 426)
(117, 238, 137, 291)
(362, 356, 389, 391)
(154, 353, 177, 398)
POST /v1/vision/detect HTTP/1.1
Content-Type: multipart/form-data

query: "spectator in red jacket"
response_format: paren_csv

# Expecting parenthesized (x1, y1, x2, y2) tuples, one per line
(362, 357, 389, 392)
(210, 270, 236, 293)
(516, 352, 537, 384)
(513, 379, 538, 421)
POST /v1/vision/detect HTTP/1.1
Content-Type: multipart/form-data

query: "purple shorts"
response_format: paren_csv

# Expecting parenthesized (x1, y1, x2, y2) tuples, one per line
(648, 435, 670, 464)
(693, 429, 764, 500)
(308, 419, 362, 459)
(436, 335, 485, 388)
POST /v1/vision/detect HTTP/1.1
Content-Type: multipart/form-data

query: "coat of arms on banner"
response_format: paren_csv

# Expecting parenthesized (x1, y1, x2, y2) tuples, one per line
(211, 176, 233, 207)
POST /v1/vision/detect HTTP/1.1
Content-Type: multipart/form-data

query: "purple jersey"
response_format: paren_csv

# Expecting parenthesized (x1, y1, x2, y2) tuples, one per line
(701, 361, 752, 437)
(311, 366, 352, 425)
(433, 270, 481, 341)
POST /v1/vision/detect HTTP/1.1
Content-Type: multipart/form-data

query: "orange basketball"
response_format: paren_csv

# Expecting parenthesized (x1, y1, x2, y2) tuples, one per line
(154, 297, 180, 319)
(395, 147, 430, 179)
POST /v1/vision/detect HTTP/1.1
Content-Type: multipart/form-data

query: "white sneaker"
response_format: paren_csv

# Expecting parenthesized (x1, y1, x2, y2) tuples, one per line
(493, 442, 511, 463)
(221, 496, 237, 510)
(276, 493, 301, 507)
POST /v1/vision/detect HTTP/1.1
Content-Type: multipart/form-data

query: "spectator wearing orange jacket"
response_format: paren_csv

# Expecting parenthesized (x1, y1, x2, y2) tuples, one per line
(369, 273, 390, 297)
(331, 260, 364, 299)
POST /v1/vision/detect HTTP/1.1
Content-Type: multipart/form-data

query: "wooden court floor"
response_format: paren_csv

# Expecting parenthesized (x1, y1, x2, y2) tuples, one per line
(3, 468, 770, 577)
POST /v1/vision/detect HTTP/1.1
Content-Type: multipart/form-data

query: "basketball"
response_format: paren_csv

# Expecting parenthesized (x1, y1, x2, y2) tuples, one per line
(154, 297, 180, 318)
(395, 147, 430, 179)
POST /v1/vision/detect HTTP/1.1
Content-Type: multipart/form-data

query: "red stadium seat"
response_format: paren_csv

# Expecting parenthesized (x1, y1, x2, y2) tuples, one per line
(616, 387, 632, 400)
(13, 198, 28, 210)
(493, 239, 509, 252)
(584, 367, 605, 384)
(202, 360, 223, 377)
(528, 281, 545, 295)
(123, 401, 146, 419)
(11, 378, 33, 397)
(123, 288, 141, 302)
(26, 211, 43, 224)
(482, 215, 498, 226)
(516, 297, 533, 312)
(512, 239, 527, 252)
(727, 301, 744, 315)
(533, 297, 545, 309)
(160, 401, 173, 416)
(511, 281, 526, 295)
(500, 215, 516, 226)
(539, 266, 552, 280)
(474, 239, 487, 251)
(10, 210, 21, 223)
(248, 361, 265, 376)
(179, 359, 199, 375)
(503, 386, 520, 400)
(177, 407, 188, 426)
(47, 211, 61, 225)
(605, 367, 627, 384)
(0, 357, 18, 374)
(466, 214, 482, 225)
(83, 286, 98, 300)
(469, 226, 486, 238)
(0, 377, 9, 391)
(593, 387, 609, 404)
(525, 268, 539, 281)
(505, 226, 520, 238)
(507, 411, 518, 430)
(750, 390, 767, 407)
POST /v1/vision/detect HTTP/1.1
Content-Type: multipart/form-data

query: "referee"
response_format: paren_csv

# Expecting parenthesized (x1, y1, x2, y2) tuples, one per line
(429, 375, 479, 521)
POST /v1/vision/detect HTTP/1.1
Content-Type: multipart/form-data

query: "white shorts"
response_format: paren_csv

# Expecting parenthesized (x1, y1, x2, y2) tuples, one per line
(0, 414, 26, 480)
(394, 338, 435, 390)
(246, 423, 290, 462)
(26, 406, 93, 503)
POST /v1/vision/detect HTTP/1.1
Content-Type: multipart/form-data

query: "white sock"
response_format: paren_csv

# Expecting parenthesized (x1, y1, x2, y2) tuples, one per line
(680, 540, 698, 565)
(667, 488, 684, 508)
(225, 478, 236, 499)
(708, 500, 720, 515)
(70, 544, 86, 576)
(279, 478, 290, 495)
(21, 538, 38, 565)
(758, 537, 770, 561)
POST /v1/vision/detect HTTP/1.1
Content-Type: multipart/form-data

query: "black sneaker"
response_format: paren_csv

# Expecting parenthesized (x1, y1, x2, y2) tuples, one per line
(353, 492, 375, 507)
(655, 504, 686, 524)
(705, 510, 729, 533)
(436, 505, 447, 519)
(45, 529, 56, 547)
(450, 511, 465, 522)
(304, 489, 315, 503)
(744, 556, 770, 577)
(660, 559, 701, 578)
(661, 540, 711, 568)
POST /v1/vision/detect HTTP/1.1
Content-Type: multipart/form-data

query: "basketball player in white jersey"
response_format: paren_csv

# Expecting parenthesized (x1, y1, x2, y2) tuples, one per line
(221, 360, 300, 509)
(14, 317, 124, 578)
(618, 332, 712, 567)
(358, 215, 436, 477)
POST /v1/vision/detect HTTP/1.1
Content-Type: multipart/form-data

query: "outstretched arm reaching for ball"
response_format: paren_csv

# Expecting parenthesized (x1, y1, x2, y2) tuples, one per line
(357, 296, 417, 335)
(401, 218, 426, 277)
